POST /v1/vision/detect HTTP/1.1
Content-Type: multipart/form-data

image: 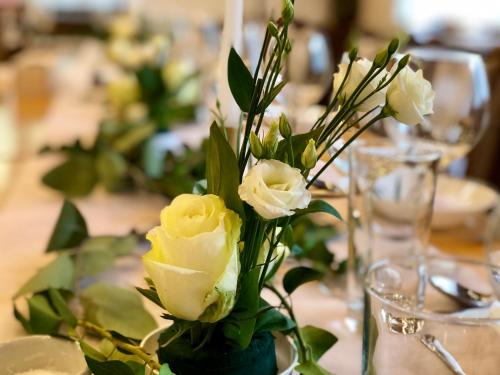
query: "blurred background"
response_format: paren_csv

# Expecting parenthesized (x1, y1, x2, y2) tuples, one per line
(0, 0, 498, 190)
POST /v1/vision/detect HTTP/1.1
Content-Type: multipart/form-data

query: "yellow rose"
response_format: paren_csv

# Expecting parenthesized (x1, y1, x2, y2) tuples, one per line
(107, 74, 140, 109)
(143, 194, 241, 322)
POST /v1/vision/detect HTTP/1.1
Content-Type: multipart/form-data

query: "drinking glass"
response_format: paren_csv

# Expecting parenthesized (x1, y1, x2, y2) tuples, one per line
(344, 144, 441, 329)
(363, 255, 500, 375)
(382, 47, 490, 169)
(281, 24, 333, 129)
(485, 198, 500, 293)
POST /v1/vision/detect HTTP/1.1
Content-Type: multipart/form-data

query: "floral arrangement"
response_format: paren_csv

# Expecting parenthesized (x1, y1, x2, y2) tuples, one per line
(16, 2, 434, 375)
(41, 15, 203, 198)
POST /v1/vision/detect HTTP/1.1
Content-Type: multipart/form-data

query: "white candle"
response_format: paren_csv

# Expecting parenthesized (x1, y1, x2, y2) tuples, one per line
(217, 0, 244, 129)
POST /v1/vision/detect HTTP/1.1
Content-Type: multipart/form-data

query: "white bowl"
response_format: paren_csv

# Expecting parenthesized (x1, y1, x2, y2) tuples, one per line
(432, 175, 498, 229)
(0, 335, 88, 375)
(141, 326, 298, 375)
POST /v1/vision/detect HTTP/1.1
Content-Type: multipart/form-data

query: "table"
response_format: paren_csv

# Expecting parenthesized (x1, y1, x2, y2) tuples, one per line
(0, 45, 486, 375)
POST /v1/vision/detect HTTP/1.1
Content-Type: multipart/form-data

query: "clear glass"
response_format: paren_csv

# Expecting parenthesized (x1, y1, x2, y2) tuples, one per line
(352, 144, 441, 265)
(344, 144, 441, 331)
(382, 47, 490, 168)
(363, 255, 500, 375)
(486, 198, 500, 296)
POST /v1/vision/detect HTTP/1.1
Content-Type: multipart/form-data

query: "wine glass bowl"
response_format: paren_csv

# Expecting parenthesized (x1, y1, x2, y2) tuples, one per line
(383, 47, 490, 168)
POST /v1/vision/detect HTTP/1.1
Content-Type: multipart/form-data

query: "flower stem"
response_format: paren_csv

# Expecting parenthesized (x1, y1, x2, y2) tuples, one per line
(77, 320, 161, 370)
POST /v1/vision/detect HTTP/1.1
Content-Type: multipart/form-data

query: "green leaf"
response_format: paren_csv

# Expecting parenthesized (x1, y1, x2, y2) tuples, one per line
(81, 251, 116, 277)
(81, 283, 157, 340)
(158, 320, 192, 346)
(301, 325, 337, 361)
(283, 267, 323, 294)
(160, 363, 175, 375)
(13, 303, 32, 333)
(112, 123, 155, 154)
(257, 80, 287, 112)
(127, 361, 146, 375)
(42, 154, 97, 197)
(222, 268, 260, 348)
(79, 340, 107, 361)
(206, 122, 245, 221)
(295, 360, 332, 375)
(46, 199, 88, 252)
(255, 305, 295, 333)
(227, 47, 254, 112)
(28, 294, 62, 334)
(294, 200, 342, 222)
(276, 128, 323, 166)
(15, 254, 75, 298)
(81, 235, 138, 257)
(96, 150, 128, 192)
(48, 288, 77, 327)
(85, 356, 135, 375)
(136, 287, 164, 309)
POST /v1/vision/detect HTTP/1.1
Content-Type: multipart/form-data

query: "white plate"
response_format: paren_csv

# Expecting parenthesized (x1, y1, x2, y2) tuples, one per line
(432, 175, 498, 229)
(0, 335, 88, 375)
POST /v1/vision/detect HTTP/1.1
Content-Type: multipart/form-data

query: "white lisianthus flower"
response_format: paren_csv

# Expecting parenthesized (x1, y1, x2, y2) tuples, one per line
(386, 66, 435, 125)
(333, 56, 387, 112)
(143, 194, 242, 322)
(238, 159, 311, 220)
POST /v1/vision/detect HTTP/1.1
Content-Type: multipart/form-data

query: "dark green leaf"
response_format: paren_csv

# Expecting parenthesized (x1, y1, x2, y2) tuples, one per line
(227, 47, 254, 112)
(257, 80, 287, 112)
(283, 267, 323, 294)
(206, 122, 245, 221)
(136, 287, 164, 309)
(295, 360, 332, 375)
(255, 305, 295, 333)
(294, 200, 342, 222)
(222, 268, 260, 348)
(160, 363, 175, 375)
(81, 283, 157, 340)
(48, 288, 77, 327)
(127, 361, 146, 375)
(158, 320, 192, 346)
(85, 356, 135, 375)
(96, 150, 128, 192)
(42, 154, 97, 197)
(301, 325, 337, 361)
(15, 254, 75, 298)
(13, 303, 32, 333)
(46, 199, 88, 252)
(28, 294, 62, 334)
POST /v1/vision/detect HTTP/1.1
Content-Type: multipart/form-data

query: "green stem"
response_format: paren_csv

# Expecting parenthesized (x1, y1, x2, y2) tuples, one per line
(77, 320, 161, 370)
(307, 112, 386, 188)
(264, 284, 309, 362)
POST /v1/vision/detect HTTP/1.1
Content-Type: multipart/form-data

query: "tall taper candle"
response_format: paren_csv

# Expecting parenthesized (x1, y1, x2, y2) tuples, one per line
(217, 0, 244, 130)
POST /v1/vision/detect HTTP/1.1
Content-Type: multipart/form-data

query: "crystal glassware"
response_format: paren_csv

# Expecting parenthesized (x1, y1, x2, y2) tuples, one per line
(363, 255, 500, 375)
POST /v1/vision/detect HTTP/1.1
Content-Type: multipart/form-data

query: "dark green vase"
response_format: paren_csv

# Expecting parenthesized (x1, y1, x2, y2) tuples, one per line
(158, 331, 278, 375)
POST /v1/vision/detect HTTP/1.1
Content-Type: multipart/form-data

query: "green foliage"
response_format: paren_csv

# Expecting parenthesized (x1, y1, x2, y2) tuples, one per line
(48, 288, 77, 327)
(42, 154, 97, 197)
(222, 268, 260, 348)
(255, 302, 295, 333)
(283, 267, 324, 294)
(85, 356, 137, 375)
(301, 325, 338, 361)
(293, 200, 342, 222)
(227, 47, 254, 112)
(159, 364, 175, 375)
(81, 283, 157, 340)
(206, 122, 245, 221)
(136, 286, 164, 309)
(46, 199, 88, 252)
(28, 293, 63, 334)
(15, 254, 75, 297)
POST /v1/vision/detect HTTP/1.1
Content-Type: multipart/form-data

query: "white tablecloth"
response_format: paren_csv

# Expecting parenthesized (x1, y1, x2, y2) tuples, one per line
(0, 91, 361, 373)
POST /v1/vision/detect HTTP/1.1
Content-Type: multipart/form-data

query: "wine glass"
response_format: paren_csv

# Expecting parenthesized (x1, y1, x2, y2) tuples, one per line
(281, 24, 333, 131)
(382, 47, 490, 168)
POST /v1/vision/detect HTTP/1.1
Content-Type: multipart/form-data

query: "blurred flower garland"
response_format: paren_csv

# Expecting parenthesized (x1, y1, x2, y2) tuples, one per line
(41, 15, 205, 198)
